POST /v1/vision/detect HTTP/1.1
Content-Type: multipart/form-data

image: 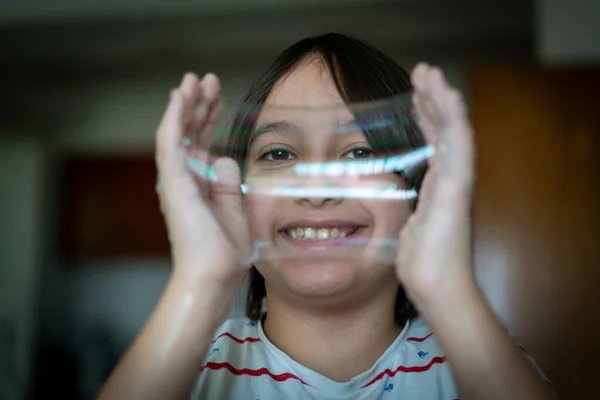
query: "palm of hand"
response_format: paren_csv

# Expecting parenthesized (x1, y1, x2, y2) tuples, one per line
(155, 73, 251, 285)
(396, 64, 476, 303)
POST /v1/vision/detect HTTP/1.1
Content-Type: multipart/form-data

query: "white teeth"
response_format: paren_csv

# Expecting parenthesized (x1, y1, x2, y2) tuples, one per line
(284, 226, 355, 241)
(317, 229, 329, 240)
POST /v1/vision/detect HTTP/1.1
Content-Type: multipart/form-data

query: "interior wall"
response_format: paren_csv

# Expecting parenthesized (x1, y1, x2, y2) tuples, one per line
(0, 136, 46, 400)
(469, 66, 600, 399)
(537, 0, 600, 65)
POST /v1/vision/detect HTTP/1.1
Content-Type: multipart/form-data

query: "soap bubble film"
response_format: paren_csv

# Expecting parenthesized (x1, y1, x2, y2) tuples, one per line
(184, 94, 432, 265)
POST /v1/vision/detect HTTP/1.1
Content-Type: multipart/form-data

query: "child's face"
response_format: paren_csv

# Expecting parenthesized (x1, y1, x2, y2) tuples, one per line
(243, 58, 412, 302)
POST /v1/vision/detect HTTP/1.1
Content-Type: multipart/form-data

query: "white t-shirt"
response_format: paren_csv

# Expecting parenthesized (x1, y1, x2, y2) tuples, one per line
(191, 317, 550, 400)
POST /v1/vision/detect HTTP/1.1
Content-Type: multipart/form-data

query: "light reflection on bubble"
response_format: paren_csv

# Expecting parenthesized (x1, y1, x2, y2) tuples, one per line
(292, 146, 434, 177)
(250, 238, 399, 264)
(187, 150, 425, 200)
(187, 158, 218, 181)
(240, 183, 417, 200)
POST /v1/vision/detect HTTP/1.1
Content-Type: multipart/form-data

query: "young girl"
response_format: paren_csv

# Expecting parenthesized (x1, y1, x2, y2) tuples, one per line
(97, 33, 556, 400)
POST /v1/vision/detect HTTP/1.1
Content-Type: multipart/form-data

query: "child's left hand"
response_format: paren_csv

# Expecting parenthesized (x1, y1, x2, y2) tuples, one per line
(396, 63, 477, 309)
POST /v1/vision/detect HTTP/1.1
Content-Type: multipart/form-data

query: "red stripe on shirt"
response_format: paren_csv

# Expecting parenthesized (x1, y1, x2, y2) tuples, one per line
(202, 362, 307, 385)
(361, 356, 447, 388)
(406, 332, 433, 342)
(210, 332, 261, 344)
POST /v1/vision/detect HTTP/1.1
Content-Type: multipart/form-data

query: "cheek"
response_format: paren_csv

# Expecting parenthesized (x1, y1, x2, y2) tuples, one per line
(369, 199, 413, 236)
(243, 193, 281, 239)
(366, 175, 413, 235)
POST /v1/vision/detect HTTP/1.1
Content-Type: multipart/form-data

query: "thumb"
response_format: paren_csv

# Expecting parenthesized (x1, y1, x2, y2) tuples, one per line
(210, 157, 252, 260)
(211, 157, 242, 203)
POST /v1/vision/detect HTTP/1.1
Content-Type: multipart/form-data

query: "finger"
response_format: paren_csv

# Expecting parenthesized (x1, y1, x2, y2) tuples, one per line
(179, 72, 202, 111)
(189, 99, 224, 155)
(428, 71, 475, 194)
(411, 62, 430, 92)
(412, 64, 444, 132)
(419, 66, 445, 127)
(187, 106, 224, 202)
(411, 67, 449, 190)
(444, 89, 475, 184)
(155, 87, 205, 221)
(156, 73, 203, 169)
(187, 83, 210, 141)
(156, 88, 187, 172)
(202, 73, 220, 102)
(180, 73, 204, 147)
(413, 93, 441, 177)
(426, 66, 468, 139)
(187, 150, 213, 203)
(427, 68, 473, 158)
(426, 66, 468, 124)
(444, 87, 471, 143)
(188, 73, 222, 150)
(210, 157, 251, 256)
(412, 92, 437, 146)
(184, 73, 224, 200)
(198, 101, 224, 166)
(211, 157, 242, 198)
(427, 67, 450, 116)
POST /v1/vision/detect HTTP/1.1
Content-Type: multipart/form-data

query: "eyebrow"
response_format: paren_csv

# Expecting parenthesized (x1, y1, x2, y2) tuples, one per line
(253, 121, 301, 138)
(332, 119, 360, 133)
(253, 118, 358, 137)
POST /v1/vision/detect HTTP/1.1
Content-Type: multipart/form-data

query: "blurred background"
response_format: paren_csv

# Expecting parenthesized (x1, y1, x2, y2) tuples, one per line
(0, 0, 598, 399)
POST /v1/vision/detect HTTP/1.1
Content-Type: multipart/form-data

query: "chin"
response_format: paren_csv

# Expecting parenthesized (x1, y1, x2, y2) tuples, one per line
(278, 257, 363, 298)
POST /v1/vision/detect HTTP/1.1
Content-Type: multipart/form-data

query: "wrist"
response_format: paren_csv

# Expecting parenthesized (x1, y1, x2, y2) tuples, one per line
(165, 272, 242, 332)
(413, 279, 499, 360)
(171, 257, 248, 290)
(410, 277, 482, 321)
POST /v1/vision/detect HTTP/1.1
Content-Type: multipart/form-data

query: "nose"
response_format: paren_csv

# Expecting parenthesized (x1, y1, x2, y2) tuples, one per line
(295, 195, 343, 208)
(292, 168, 345, 208)
(292, 153, 346, 208)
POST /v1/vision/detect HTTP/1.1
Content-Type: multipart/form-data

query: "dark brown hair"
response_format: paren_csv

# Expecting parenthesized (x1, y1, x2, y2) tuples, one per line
(214, 33, 426, 325)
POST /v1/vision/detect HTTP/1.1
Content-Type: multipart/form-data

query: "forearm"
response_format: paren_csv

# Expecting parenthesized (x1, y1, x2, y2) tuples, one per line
(96, 274, 236, 400)
(417, 281, 552, 400)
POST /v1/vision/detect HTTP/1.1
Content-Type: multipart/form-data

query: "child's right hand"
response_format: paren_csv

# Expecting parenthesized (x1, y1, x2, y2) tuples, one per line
(155, 72, 251, 289)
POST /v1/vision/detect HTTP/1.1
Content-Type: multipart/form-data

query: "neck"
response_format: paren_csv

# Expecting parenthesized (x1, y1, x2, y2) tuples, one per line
(262, 283, 403, 382)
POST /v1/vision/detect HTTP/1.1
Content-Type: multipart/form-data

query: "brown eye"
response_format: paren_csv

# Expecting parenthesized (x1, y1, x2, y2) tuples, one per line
(260, 148, 295, 162)
(343, 147, 375, 159)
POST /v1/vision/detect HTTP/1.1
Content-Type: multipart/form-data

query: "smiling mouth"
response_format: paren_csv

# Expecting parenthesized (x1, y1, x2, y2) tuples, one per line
(281, 226, 363, 241)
